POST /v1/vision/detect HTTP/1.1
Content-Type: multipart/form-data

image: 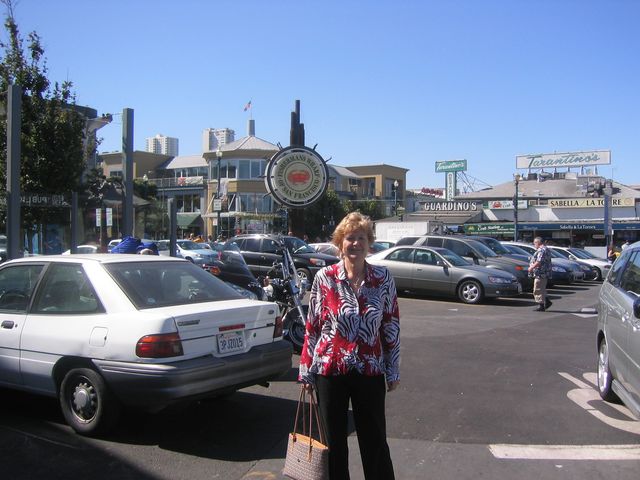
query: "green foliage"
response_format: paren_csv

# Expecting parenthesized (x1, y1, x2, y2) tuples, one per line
(0, 8, 89, 229)
(344, 198, 384, 221)
(302, 189, 346, 241)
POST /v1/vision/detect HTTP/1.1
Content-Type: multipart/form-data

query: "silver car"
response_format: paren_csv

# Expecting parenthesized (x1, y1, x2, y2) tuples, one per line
(367, 246, 521, 304)
(597, 241, 640, 418)
(157, 239, 217, 265)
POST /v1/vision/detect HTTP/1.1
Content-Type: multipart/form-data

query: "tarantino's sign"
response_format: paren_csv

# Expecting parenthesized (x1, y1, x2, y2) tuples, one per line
(423, 201, 480, 212)
(549, 197, 635, 208)
(516, 150, 611, 170)
(265, 146, 328, 208)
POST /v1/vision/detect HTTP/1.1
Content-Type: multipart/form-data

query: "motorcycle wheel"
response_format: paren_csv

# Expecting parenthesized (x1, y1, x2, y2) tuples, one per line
(284, 305, 308, 353)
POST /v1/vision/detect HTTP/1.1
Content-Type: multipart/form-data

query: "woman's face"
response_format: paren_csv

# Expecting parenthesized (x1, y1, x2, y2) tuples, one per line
(341, 228, 370, 263)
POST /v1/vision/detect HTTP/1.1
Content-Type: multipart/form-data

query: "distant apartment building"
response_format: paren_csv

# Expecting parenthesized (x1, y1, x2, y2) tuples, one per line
(202, 128, 235, 152)
(145, 134, 179, 156)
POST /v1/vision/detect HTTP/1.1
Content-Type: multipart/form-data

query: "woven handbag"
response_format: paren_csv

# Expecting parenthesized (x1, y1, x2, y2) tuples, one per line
(283, 386, 329, 480)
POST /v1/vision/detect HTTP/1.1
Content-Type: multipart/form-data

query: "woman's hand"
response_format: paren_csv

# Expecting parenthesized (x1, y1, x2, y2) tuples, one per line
(387, 380, 400, 392)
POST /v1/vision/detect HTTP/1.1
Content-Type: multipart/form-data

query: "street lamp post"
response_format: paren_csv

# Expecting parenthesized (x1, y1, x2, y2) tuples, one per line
(216, 147, 222, 239)
(142, 174, 148, 238)
(393, 179, 399, 217)
(513, 174, 521, 241)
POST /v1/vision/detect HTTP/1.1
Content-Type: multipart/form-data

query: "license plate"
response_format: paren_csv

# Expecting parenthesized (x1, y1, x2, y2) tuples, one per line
(217, 332, 245, 354)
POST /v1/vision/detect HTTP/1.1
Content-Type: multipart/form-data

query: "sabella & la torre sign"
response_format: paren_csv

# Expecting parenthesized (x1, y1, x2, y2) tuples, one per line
(516, 150, 610, 170)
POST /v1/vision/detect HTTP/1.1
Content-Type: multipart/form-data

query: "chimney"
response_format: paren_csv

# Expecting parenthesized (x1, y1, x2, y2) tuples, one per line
(247, 119, 255, 136)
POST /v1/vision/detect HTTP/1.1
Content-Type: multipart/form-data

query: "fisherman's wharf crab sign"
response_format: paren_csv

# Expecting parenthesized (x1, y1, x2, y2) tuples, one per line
(265, 146, 329, 208)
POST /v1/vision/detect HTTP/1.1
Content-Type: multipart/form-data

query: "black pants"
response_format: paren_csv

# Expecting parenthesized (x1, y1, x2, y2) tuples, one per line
(315, 373, 395, 480)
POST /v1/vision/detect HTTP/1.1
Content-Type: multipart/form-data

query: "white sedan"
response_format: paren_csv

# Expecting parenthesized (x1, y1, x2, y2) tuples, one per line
(0, 254, 291, 435)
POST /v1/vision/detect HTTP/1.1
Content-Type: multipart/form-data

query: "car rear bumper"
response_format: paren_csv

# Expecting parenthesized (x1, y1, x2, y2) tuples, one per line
(93, 341, 293, 411)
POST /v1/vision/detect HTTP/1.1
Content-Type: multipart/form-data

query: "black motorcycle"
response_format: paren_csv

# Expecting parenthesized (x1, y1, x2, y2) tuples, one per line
(261, 244, 309, 352)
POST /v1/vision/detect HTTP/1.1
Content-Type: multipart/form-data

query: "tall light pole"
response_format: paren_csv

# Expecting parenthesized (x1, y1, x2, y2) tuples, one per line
(513, 174, 521, 241)
(393, 179, 399, 217)
(216, 146, 222, 239)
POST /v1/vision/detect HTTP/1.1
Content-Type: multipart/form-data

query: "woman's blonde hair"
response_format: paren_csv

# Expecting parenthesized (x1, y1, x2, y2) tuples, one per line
(332, 211, 375, 248)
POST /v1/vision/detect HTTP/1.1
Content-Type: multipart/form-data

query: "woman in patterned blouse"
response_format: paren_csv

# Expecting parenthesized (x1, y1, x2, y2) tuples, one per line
(299, 212, 400, 480)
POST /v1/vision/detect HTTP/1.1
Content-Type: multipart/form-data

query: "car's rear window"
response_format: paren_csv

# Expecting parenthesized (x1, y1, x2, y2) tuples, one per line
(104, 261, 242, 309)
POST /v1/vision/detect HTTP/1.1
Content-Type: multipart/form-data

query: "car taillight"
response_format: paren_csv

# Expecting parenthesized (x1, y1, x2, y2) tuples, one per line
(207, 265, 222, 276)
(514, 265, 525, 271)
(136, 333, 184, 358)
(273, 315, 283, 338)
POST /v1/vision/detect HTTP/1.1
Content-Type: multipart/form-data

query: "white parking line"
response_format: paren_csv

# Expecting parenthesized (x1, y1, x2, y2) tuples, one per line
(489, 444, 640, 460)
(559, 372, 640, 435)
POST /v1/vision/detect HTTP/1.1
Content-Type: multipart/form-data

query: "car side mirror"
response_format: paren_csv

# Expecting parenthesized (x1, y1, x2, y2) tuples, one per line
(436, 260, 445, 267)
(634, 297, 640, 319)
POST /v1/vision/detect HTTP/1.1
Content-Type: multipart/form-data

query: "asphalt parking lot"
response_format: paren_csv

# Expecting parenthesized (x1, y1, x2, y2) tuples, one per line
(1, 280, 639, 480)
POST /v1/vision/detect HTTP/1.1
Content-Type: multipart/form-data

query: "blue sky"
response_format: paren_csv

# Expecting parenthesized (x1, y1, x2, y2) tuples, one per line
(8, 0, 639, 189)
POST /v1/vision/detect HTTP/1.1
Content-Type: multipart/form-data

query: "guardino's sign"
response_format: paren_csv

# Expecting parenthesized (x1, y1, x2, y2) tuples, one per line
(423, 201, 479, 212)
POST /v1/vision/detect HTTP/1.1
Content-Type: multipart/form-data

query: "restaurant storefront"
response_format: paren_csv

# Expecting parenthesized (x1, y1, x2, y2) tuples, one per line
(464, 221, 640, 247)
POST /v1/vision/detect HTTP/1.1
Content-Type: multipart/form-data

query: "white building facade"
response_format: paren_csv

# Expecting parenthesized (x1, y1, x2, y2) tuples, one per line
(202, 128, 235, 152)
(145, 134, 179, 156)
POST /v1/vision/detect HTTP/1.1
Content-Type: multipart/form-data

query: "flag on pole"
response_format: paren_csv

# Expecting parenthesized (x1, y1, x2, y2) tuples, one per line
(243, 100, 252, 111)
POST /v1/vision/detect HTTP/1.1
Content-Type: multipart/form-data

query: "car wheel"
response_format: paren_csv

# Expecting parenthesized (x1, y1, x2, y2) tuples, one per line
(457, 279, 483, 304)
(597, 338, 619, 402)
(296, 268, 312, 285)
(59, 368, 120, 435)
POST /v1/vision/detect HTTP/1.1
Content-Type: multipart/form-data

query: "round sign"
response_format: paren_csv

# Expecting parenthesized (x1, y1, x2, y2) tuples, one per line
(265, 146, 329, 208)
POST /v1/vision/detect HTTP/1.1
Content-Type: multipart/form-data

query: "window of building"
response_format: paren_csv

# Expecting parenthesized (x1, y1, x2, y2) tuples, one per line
(175, 194, 201, 213)
(239, 160, 251, 179)
(251, 160, 264, 179)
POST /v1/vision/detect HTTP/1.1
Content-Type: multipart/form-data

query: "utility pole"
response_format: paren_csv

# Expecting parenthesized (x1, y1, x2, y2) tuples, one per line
(122, 108, 134, 237)
(288, 100, 305, 238)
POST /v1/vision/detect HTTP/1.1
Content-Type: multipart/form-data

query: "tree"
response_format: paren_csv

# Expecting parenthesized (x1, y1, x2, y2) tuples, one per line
(343, 198, 384, 221)
(302, 189, 346, 241)
(0, 1, 89, 241)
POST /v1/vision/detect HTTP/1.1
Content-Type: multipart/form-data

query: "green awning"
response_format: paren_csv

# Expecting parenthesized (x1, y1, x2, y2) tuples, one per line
(176, 213, 202, 228)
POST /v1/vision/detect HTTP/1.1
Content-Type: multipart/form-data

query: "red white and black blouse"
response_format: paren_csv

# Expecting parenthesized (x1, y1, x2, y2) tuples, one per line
(298, 261, 400, 384)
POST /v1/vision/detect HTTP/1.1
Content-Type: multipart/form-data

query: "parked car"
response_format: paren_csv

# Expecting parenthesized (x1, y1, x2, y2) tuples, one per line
(549, 246, 611, 280)
(62, 245, 100, 255)
(369, 242, 391, 255)
(596, 240, 640, 418)
(309, 242, 340, 258)
(107, 238, 121, 252)
(398, 235, 532, 291)
(501, 241, 587, 284)
(157, 239, 217, 265)
(374, 240, 396, 250)
(367, 246, 521, 304)
(228, 234, 339, 284)
(395, 236, 421, 246)
(0, 254, 292, 434)
(206, 241, 266, 300)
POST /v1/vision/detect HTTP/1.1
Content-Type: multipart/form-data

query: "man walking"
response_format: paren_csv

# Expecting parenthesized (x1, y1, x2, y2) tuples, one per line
(528, 237, 553, 311)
